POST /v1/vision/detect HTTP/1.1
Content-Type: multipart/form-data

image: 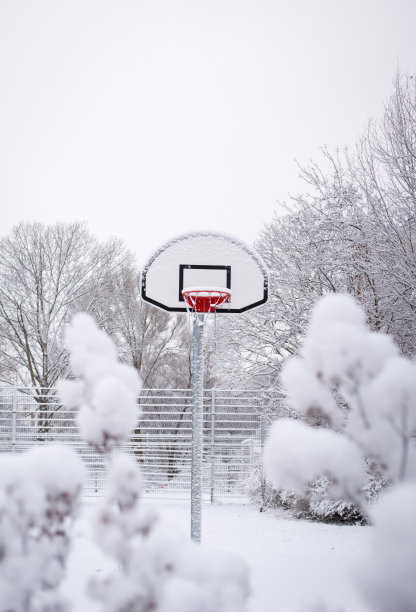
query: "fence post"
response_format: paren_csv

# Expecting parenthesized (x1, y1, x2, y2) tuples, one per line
(210, 388, 216, 503)
(260, 414, 266, 450)
(11, 386, 17, 453)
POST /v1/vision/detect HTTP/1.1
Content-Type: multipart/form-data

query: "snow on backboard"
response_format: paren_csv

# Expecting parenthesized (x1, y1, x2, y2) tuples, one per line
(141, 232, 268, 313)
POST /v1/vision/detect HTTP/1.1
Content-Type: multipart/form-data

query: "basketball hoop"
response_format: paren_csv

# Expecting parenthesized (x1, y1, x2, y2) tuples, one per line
(142, 232, 268, 543)
(182, 286, 232, 314)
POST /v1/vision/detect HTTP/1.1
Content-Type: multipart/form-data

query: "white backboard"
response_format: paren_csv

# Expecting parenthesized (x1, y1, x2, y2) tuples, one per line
(141, 232, 268, 313)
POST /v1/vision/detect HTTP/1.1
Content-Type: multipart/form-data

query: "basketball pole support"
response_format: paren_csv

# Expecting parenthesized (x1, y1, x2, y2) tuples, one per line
(191, 312, 204, 543)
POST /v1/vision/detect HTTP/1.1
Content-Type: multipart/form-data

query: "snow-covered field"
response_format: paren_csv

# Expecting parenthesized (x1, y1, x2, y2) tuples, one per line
(63, 503, 371, 612)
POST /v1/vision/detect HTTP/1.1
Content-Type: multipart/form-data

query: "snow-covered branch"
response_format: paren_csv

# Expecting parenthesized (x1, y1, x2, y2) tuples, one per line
(264, 293, 416, 611)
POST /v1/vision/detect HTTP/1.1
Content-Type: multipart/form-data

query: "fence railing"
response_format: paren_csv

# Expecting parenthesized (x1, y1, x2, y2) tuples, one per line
(0, 386, 289, 503)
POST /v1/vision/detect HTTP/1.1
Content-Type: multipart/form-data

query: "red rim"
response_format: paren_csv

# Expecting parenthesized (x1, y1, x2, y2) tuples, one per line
(182, 289, 231, 313)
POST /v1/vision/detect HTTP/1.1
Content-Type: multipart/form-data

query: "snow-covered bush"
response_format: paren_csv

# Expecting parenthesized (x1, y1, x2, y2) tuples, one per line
(58, 312, 141, 451)
(264, 293, 416, 610)
(246, 457, 281, 513)
(0, 445, 85, 612)
(300, 477, 364, 524)
(60, 313, 250, 612)
(264, 294, 416, 505)
(356, 483, 416, 612)
(247, 462, 364, 523)
(86, 451, 249, 612)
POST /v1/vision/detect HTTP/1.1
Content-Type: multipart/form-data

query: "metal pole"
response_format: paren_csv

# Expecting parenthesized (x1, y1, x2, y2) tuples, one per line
(210, 388, 215, 503)
(191, 313, 204, 543)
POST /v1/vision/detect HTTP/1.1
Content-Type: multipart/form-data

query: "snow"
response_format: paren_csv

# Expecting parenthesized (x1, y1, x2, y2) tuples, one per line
(308, 293, 366, 333)
(69, 494, 250, 611)
(182, 287, 232, 295)
(263, 293, 416, 611)
(62, 503, 370, 612)
(301, 294, 398, 388)
(59, 313, 142, 450)
(56, 313, 250, 610)
(263, 419, 365, 497)
(0, 446, 85, 611)
(360, 358, 416, 481)
(26, 444, 86, 499)
(356, 483, 416, 612)
(280, 359, 341, 427)
(106, 451, 144, 510)
(141, 231, 269, 278)
(277, 293, 416, 498)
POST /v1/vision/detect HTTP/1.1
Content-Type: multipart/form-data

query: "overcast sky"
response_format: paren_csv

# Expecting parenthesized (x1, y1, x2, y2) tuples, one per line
(1, 0, 415, 264)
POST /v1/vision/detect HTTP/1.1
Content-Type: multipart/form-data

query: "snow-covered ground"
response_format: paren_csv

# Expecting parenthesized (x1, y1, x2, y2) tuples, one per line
(63, 503, 371, 612)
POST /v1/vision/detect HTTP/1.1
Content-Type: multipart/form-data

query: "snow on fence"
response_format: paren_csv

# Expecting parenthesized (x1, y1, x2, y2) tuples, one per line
(0, 386, 288, 503)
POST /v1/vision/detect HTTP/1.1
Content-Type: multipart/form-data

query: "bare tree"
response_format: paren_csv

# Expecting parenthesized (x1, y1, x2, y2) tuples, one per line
(218, 178, 372, 387)
(356, 71, 416, 355)
(106, 260, 191, 389)
(219, 72, 416, 387)
(0, 222, 129, 429)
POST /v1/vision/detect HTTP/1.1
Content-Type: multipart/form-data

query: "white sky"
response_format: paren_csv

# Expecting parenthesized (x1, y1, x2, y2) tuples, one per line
(1, 0, 415, 264)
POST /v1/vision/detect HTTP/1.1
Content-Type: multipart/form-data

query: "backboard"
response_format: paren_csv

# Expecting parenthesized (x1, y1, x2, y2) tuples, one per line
(141, 231, 268, 313)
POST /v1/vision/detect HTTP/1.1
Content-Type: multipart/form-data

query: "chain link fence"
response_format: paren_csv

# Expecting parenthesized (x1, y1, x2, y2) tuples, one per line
(0, 386, 289, 503)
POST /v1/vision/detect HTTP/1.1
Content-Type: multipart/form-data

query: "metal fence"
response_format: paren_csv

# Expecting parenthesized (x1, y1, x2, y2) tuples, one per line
(0, 386, 288, 503)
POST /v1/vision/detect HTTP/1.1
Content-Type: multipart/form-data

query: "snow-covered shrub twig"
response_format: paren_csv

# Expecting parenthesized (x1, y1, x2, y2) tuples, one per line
(264, 294, 416, 508)
(264, 294, 416, 611)
(60, 313, 250, 612)
(0, 446, 85, 612)
(58, 313, 141, 452)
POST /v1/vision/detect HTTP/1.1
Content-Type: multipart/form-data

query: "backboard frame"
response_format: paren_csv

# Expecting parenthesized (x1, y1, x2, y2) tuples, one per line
(141, 231, 268, 314)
